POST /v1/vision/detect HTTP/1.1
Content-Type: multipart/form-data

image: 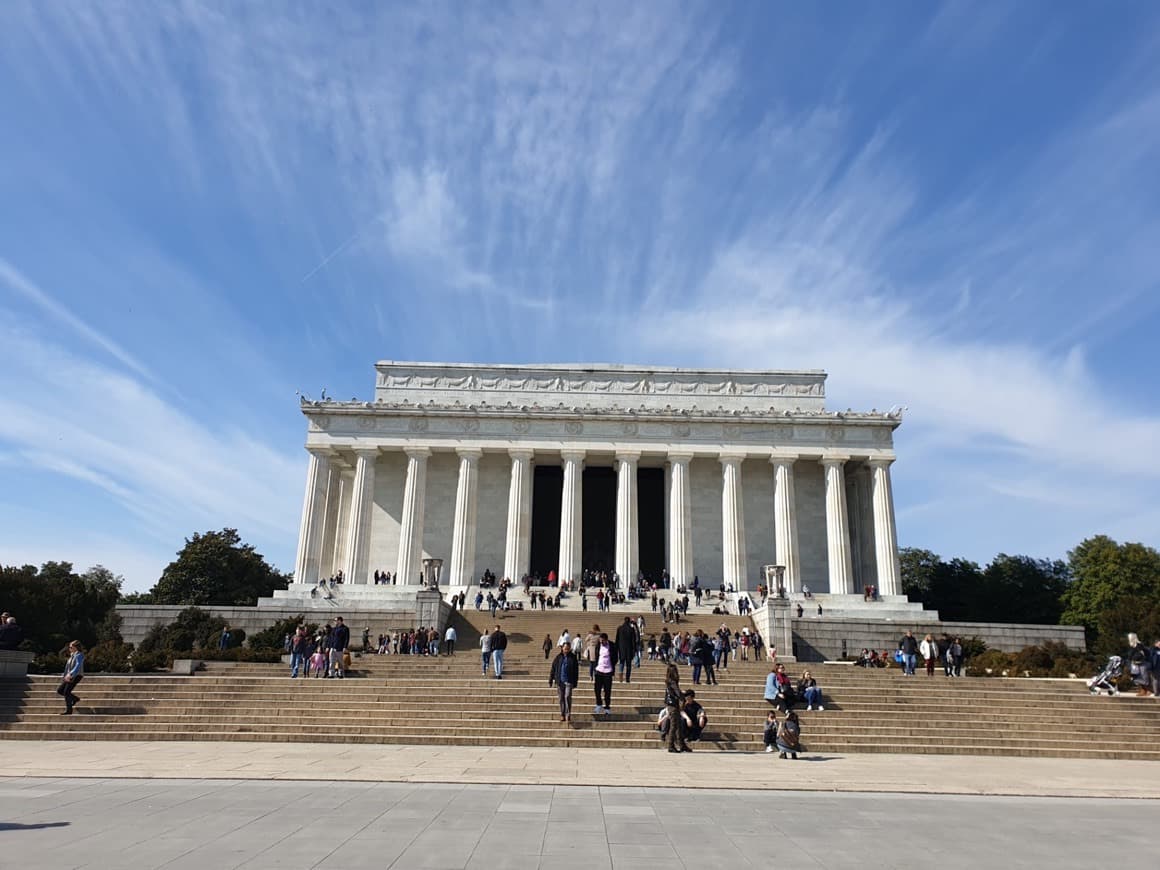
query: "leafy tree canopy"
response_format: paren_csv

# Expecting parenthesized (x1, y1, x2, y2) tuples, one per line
(1061, 535, 1160, 633)
(900, 549, 1069, 625)
(0, 562, 124, 653)
(148, 529, 289, 606)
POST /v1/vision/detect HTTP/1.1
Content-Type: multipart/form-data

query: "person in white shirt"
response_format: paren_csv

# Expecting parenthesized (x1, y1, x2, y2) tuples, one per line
(444, 625, 458, 656)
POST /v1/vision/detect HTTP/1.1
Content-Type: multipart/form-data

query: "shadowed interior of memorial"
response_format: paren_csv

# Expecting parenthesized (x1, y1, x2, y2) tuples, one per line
(528, 463, 664, 582)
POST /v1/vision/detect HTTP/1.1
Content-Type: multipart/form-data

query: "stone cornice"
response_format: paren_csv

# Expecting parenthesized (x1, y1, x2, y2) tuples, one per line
(300, 399, 902, 426)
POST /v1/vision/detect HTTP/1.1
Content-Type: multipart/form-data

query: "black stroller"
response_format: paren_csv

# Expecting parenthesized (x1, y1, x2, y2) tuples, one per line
(1087, 655, 1122, 695)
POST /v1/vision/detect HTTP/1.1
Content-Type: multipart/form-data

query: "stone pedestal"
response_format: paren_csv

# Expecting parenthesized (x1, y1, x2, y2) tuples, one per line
(415, 588, 449, 632)
(753, 598, 796, 663)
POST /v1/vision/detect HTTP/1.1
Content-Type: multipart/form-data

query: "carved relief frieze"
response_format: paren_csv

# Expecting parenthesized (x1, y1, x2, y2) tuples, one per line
(408, 418, 429, 432)
(513, 419, 531, 434)
(564, 421, 584, 435)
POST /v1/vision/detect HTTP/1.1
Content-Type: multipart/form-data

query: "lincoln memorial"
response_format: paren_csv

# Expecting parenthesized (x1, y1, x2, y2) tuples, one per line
(290, 361, 904, 601)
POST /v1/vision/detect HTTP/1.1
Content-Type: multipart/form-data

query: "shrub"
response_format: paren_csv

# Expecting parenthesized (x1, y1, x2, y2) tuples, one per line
(31, 652, 67, 675)
(1012, 645, 1054, 674)
(968, 649, 1013, 676)
(137, 607, 228, 653)
(130, 651, 171, 672)
(85, 640, 134, 673)
(248, 615, 317, 650)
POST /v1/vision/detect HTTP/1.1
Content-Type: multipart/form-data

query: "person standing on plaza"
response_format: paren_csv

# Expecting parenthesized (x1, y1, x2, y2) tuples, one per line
(898, 630, 919, 676)
(289, 627, 309, 678)
(919, 634, 939, 677)
(776, 710, 802, 759)
(615, 616, 637, 683)
(480, 629, 492, 676)
(1127, 633, 1153, 696)
(549, 640, 580, 723)
(0, 615, 23, 650)
(490, 624, 508, 679)
(593, 632, 617, 715)
(444, 624, 457, 656)
(59, 640, 84, 715)
(330, 617, 350, 678)
(662, 663, 688, 753)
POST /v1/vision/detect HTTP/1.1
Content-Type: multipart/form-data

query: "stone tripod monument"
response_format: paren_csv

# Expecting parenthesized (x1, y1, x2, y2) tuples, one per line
(291, 362, 905, 599)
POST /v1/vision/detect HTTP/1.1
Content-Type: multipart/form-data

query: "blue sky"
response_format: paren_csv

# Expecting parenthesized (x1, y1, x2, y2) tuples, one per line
(2, 2, 1158, 592)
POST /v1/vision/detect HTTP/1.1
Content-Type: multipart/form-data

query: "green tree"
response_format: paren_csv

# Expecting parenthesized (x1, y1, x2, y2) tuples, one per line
(136, 607, 228, 653)
(980, 554, 1070, 625)
(0, 561, 124, 653)
(1092, 595, 1160, 657)
(149, 529, 289, 606)
(1060, 536, 1160, 634)
(899, 548, 942, 601)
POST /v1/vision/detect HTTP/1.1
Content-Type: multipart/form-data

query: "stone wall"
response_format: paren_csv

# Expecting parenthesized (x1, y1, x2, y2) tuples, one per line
(116, 604, 432, 648)
(789, 617, 1087, 662)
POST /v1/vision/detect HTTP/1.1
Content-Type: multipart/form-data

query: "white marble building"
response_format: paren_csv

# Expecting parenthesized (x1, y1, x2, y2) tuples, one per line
(292, 362, 903, 596)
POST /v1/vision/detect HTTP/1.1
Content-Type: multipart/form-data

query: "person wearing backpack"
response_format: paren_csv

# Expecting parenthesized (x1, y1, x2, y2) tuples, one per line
(776, 710, 802, 759)
(549, 640, 580, 722)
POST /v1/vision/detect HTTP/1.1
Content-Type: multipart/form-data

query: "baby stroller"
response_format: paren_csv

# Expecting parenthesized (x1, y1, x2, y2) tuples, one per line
(1087, 655, 1122, 695)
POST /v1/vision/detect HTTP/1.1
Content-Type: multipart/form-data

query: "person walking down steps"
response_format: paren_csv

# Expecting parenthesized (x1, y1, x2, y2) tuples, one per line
(549, 640, 580, 723)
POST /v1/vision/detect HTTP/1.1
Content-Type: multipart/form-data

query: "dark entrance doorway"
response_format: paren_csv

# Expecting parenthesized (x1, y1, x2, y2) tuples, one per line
(528, 465, 562, 579)
(582, 466, 616, 573)
(638, 467, 664, 583)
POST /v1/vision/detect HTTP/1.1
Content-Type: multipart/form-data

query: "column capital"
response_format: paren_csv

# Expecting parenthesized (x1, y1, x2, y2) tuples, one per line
(560, 449, 586, 463)
(508, 448, 535, 461)
(718, 452, 746, 466)
(769, 452, 799, 468)
(307, 446, 335, 459)
(820, 455, 851, 467)
(867, 456, 895, 469)
(666, 451, 694, 464)
(455, 447, 483, 461)
(404, 446, 432, 460)
(615, 450, 641, 463)
(352, 446, 379, 460)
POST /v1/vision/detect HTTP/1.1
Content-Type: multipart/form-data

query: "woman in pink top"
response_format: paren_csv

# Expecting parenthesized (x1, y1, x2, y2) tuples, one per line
(592, 632, 617, 715)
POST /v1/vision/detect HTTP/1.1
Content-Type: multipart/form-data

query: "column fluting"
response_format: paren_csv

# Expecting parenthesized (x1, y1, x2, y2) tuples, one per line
(557, 450, 585, 584)
(294, 450, 332, 585)
(343, 448, 378, 585)
(395, 447, 431, 585)
(448, 448, 483, 586)
(614, 452, 640, 586)
(821, 457, 854, 595)
(771, 455, 801, 593)
(720, 454, 747, 590)
(870, 458, 902, 596)
(503, 450, 535, 582)
(667, 453, 694, 587)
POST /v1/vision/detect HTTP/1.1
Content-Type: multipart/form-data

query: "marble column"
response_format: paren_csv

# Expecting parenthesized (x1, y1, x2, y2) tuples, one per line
(448, 448, 482, 586)
(331, 469, 354, 579)
(771, 455, 801, 593)
(720, 454, 747, 590)
(317, 462, 343, 580)
(667, 453, 694, 587)
(557, 450, 585, 584)
(503, 450, 535, 582)
(395, 447, 431, 585)
(615, 451, 640, 586)
(294, 450, 331, 585)
(870, 458, 902, 596)
(342, 448, 377, 584)
(821, 457, 854, 595)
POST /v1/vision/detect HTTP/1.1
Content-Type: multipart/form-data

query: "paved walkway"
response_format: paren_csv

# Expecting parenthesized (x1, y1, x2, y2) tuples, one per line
(0, 777, 1153, 869)
(4, 741, 1160, 798)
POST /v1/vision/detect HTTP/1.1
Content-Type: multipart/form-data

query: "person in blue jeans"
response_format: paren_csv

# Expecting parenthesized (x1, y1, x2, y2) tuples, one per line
(490, 625, 508, 679)
(288, 628, 309, 678)
(899, 630, 919, 676)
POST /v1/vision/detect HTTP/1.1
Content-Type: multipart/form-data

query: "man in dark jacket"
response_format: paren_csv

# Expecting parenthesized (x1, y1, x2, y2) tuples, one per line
(330, 617, 351, 678)
(490, 625, 508, 679)
(0, 616, 22, 650)
(549, 641, 580, 722)
(898, 630, 918, 676)
(615, 616, 638, 683)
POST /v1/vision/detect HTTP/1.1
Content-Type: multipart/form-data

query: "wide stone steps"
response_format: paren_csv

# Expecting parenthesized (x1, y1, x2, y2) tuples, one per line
(6, 607, 1157, 760)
